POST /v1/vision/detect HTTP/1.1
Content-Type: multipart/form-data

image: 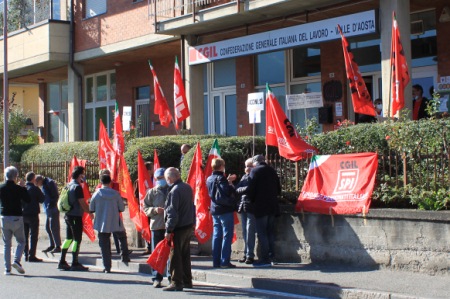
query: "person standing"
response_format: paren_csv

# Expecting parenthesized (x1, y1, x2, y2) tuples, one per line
(246, 155, 281, 267)
(0, 166, 30, 275)
(412, 84, 430, 120)
(180, 144, 191, 167)
(35, 175, 62, 254)
(23, 172, 45, 262)
(235, 158, 256, 265)
(90, 174, 128, 273)
(58, 166, 92, 271)
(162, 167, 195, 292)
(96, 169, 132, 262)
(206, 158, 238, 269)
(143, 167, 168, 288)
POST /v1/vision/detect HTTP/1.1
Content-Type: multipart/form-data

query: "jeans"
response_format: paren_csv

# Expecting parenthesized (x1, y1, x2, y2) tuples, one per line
(240, 212, 256, 259)
(23, 214, 40, 258)
(45, 207, 61, 248)
(255, 215, 276, 262)
(151, 229, 166, 282)
(1, 216, 26, 271)
(212, 212, 234, 266)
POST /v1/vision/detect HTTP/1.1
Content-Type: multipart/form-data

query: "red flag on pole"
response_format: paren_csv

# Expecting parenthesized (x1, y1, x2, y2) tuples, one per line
(174, 56, 190, 129)
(265, 84, 317, 161)
(148, 60, 173, 127)
(338, 25, 376, 117)
(390, 12, 410, 117)
(153, 149, 160, 171)
(137, 150, 153, 207)
(98, 120, 115, 171)
(186, 143, 213, 244)
(296, 153, 378, 215)
(117, 155, 151, 243)
(111, 104, 125, 181)
(67, 155, 95, 242)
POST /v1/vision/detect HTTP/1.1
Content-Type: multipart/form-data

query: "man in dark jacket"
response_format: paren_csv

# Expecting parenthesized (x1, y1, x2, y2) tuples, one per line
(36, 175, 62, 254)
(24, 172, 45, 262)
(0, 166, 30, 275)
(162, 167, 195, 292)
(246, 155, 281, 267)
(206, 158, 238, 269)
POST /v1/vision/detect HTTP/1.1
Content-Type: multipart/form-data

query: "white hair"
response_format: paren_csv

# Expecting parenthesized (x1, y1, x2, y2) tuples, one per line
(4, 166, 18, 181)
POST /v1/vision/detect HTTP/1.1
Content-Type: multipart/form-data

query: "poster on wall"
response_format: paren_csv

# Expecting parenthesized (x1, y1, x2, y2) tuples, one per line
(122, 106, 132, 131)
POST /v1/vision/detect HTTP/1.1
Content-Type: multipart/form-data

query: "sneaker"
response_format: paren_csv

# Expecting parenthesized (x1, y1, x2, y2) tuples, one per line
(12, 261, 25, 274)
(238, 256, 246, 263)
(153, 280, 162, 288)
(121, 255, 130, 263)
(103, 268, 111, 273)
(253, 260, 272, 268)
(57, 261, 71, 271)
(70, 262, 89, 271)
(50, 247, 61, 253)
(4, 270, 11, 275)
(220, 263, 237, 268)
(162, 283, 183, 292)
(42, 246, 54, 253)
(28, 256, 43, 263)
(245, 258, 254, 264)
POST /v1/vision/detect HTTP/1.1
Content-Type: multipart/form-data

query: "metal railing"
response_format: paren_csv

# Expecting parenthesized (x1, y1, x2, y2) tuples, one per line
(0, 0, 69, 34)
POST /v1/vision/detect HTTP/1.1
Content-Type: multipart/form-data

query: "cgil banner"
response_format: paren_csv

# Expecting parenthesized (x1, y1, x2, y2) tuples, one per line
(296, 152, 378, 215)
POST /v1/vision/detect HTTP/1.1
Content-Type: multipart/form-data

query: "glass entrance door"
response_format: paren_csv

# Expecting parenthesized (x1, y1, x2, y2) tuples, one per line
(210, 91, 237, 136)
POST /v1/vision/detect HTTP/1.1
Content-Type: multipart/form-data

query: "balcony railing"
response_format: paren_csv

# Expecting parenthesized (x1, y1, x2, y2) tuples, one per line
(0, 0, 69, 34)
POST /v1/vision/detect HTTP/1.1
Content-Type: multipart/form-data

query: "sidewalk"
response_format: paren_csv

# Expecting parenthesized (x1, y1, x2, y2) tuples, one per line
(33, 240, 449, 299)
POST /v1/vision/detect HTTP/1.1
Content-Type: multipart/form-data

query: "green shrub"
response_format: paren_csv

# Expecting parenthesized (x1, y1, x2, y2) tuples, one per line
(21, 141, 99, 163)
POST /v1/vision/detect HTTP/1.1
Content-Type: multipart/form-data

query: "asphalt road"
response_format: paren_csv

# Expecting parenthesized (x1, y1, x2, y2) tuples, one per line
(0, 259, 320, 299)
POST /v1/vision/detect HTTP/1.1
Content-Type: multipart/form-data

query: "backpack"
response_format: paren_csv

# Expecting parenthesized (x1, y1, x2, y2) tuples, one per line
(57, 185, 72, 213)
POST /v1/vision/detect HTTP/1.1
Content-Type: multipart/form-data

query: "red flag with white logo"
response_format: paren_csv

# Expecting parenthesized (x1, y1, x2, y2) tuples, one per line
(266, 84, 317, 161)
(295, 153, 378, 215)
(67, 156, 95, 242)
(117, 154, 151, 243)
(174, 56, 190, 129)
(98, 120, 115, 171)
(390, 12, 410, 117)
(148, 60, 173, 127)
(186, 143, 213, 244)
(338, 25, 376, 117)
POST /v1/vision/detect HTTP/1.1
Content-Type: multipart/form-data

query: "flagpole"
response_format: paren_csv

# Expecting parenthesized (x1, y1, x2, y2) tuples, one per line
(388, 63, 393, 118)
(252, 123, 255, 157)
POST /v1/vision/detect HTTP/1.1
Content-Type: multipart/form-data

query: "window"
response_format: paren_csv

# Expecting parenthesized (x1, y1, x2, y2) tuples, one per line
(255, 51, 285, 86)
(47, 81, 69, 142)
(85, 0, 107, 18)
(292, 47, 320, 78)
(85, 71, 116, 141)
(213, 59, 236, 88)
(135, 86, 150, 137)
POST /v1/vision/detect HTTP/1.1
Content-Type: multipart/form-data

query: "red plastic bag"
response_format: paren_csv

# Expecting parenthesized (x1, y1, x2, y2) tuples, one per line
(146, 239, 171, 274)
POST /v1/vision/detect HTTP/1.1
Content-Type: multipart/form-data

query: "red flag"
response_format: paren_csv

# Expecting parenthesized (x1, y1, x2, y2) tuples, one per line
(295, 153, 378, 215)
(153, 149, 160, 171)
(98, 120, 115, 171)
(204, 139, 221, 180)
(111, 104, 125, 181)
(186, 143, 213, 244)
(137, 150, 153, 207)
(390, 12, 410, 117)
(148, 60, 173, 127)
(338, 25, 376, 117)
(67, 156, 95, 242)
(174, 56, 190, 129)
(117, 155, 151, 243)
(266, 84, 317, 161)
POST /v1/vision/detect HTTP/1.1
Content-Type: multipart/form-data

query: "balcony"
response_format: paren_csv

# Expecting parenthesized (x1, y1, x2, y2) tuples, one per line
(0, 0, 70, 79)
(150, 0, 348, 35)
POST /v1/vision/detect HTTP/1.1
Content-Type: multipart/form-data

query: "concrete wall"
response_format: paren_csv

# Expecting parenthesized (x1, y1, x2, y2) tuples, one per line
(36, 206, 449, 276)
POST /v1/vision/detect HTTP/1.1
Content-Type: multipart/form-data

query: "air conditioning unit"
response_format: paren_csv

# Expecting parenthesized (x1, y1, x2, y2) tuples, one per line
(411, 20, 424, 35)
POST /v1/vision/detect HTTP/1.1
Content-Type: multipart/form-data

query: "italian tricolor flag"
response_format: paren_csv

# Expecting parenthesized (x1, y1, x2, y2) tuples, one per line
(204, 139, 221, 180)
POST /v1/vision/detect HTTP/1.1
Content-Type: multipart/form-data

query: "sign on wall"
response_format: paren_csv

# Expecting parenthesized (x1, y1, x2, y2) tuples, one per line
(189, 10, 377, 65)
(286, 92, 323, 110)
(122, 106, 132, 131)
(247, 92, 265, 111)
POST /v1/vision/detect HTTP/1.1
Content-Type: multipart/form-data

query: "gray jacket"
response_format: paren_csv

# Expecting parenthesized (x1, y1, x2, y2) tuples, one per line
(89, 187, 125, 233)
(164, 179, 195, 234)
(143, 185, 168, 231)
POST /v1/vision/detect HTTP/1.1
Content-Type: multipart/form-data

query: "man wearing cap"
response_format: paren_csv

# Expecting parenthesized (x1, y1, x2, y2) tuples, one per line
(246, 155, 281, 267)
(143, 167, 169, 288)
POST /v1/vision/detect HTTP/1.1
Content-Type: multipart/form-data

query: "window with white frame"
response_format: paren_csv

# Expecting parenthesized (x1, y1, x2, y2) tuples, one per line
(85, 0, 107, 18)
(135, 86, 150, 137)
(85, 71, 116, 141)
(47, 80, 69, 142)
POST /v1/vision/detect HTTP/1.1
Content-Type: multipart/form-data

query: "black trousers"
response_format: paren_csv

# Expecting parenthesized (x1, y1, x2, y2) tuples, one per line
(169, 226, 193, 286)
(98, 231, 129, 270)
(23, 214, 40, 258)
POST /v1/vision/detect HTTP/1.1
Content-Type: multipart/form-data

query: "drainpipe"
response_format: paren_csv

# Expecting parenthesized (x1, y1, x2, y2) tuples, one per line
(69, 0, 83, 141)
